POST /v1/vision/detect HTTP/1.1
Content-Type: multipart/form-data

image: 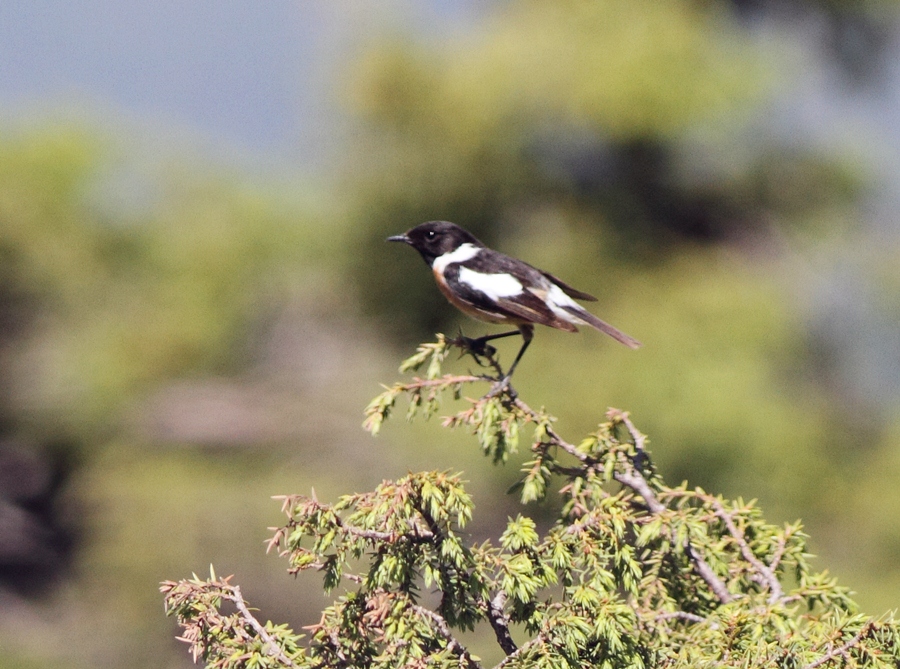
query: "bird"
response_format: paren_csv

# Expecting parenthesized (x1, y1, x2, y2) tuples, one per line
(387, 220, 639, 386)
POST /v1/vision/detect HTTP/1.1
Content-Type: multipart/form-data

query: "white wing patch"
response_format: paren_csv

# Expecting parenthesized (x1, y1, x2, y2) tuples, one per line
(545, 284, 588, 325)
(433, 243, 480, 273)
(459, 267, 523, 300)
(547, 284, 579, 308)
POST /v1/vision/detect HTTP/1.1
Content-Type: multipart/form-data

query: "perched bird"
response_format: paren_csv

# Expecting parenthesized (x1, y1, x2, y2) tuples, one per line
(387, 220, 639, 385)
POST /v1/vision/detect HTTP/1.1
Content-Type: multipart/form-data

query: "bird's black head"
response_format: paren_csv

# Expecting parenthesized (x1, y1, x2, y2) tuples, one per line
(387, 221, 484, 266)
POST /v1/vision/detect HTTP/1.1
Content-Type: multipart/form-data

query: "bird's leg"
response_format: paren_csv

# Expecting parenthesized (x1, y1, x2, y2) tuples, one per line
(453, 329, 521, 364)
(464, 329, 521, 356)
(501, 324, 533, 381)
(489, 325, 533, 397)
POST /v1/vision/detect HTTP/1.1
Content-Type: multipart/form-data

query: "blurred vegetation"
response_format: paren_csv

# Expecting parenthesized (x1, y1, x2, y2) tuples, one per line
(0, 120, 356, 668)
(0, 123, 325, 439)
(2, 1, 900, 668)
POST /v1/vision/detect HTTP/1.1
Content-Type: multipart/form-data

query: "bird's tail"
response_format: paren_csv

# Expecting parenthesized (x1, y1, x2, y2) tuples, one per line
(564, 306, 641, 349)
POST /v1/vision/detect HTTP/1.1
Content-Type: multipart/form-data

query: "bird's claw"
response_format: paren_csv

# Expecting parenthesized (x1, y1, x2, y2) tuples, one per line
(448, 331, 516, 399)
(450, 333, 497, 364)
(464, 336, 497, 359)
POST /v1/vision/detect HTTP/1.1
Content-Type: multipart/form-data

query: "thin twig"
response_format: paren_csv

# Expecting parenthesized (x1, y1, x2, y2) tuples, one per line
(614, 469, 734, 604)
(327, 626, 350, 664)
(803, 622, 874, 669)
(300, 561, 363, 583)
(614, 469, 666, 514)
(610, 409, 647, 452)
(275, 496, 434, 547)
(340, 521, 433, 543)
(710, 497, 783, 603)
(227, 585, 302, 669)
(494, 633, 545, 669)
(615, 410, 735, 604)
(655, 610, 709, 625)
(525, 401, 733, 605)
(511, 388, 735, 606)
(768, 530, 790, 574)
(406, 374, 490, 390)
(408, 341, 737, 619)
(410, 603, 484, 669)
(511, 397, 587, 463)
(683, 542, 735, 605)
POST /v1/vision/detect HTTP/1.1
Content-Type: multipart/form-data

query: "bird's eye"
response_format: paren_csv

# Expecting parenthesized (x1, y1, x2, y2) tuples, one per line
(426, 231, 436, 240)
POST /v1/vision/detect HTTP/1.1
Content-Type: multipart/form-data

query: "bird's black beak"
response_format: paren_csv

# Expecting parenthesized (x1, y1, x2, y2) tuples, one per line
(386, 234, 411, 244)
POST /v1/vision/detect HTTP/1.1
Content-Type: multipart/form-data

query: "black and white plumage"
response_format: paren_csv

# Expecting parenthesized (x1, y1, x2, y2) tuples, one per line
(387, 220, 639, 383)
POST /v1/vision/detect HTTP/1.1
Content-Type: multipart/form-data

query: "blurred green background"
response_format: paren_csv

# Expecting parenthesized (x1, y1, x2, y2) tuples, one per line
(3, 1, 900, 667)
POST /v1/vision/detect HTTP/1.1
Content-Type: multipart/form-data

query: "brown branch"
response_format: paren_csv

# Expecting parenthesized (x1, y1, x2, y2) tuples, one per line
(410, 603, 484, 669)
(326, 626, 350, 664)
(485, 590, 518, 656)
(274, 496, 434, 548)
(493, 633, 545, 669)
(803, 622, 875, 669)
(511, 397, 587, 463)
(768, 529, 791, 574)
(512, 390, 735, 606)
(406, 343, 737, 612)
(710, 497, 783, 603)
(683, 542, 735, 605)
(300, 561, 363, 583)
(226, 585, 302, 669)
(612, 410, 735, 604)
(614, 469, 667, 514)
(655, 610, 709, 625)
(341, 522, 433, 543)
(610, 409, 647, 452)
(615, 468, 734, 605)
(405, 374, 489, 391)
(344, 526, 397, 542)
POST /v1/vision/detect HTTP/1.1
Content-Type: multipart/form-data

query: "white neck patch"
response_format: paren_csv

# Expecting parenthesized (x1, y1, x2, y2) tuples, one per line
(432, 243, 480, 272)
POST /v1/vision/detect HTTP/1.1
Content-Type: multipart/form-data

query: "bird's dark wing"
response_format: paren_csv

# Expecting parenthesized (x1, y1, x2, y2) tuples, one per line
(539, 270, 597, 302)
(477, 249, 597, 302)
(442, 260, 578, 332)
(496, 291, 579, 332)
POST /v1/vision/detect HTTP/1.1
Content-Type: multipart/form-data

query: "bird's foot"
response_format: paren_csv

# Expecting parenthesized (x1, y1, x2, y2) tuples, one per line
(450, 333, 497, 365)
(448, 331, 516, 399)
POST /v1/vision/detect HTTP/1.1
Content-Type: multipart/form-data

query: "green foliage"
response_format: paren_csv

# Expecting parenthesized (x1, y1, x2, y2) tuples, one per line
(164, 337, 900, 668)
(162, 571, 304, 669)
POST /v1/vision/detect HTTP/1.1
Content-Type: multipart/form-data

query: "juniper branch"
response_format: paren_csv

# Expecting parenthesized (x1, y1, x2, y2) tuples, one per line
(485, 590, 518, 656)
(768, 531, 789, 574)
(710, 496, 784, 603)
(616, 467, 735, 605)
(655, 610, 710, 625)
(410, 603, 484, 669)
(227, 585, 302, 669)
(803, 622, 875, 669)
(510, 393, 735, 605)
